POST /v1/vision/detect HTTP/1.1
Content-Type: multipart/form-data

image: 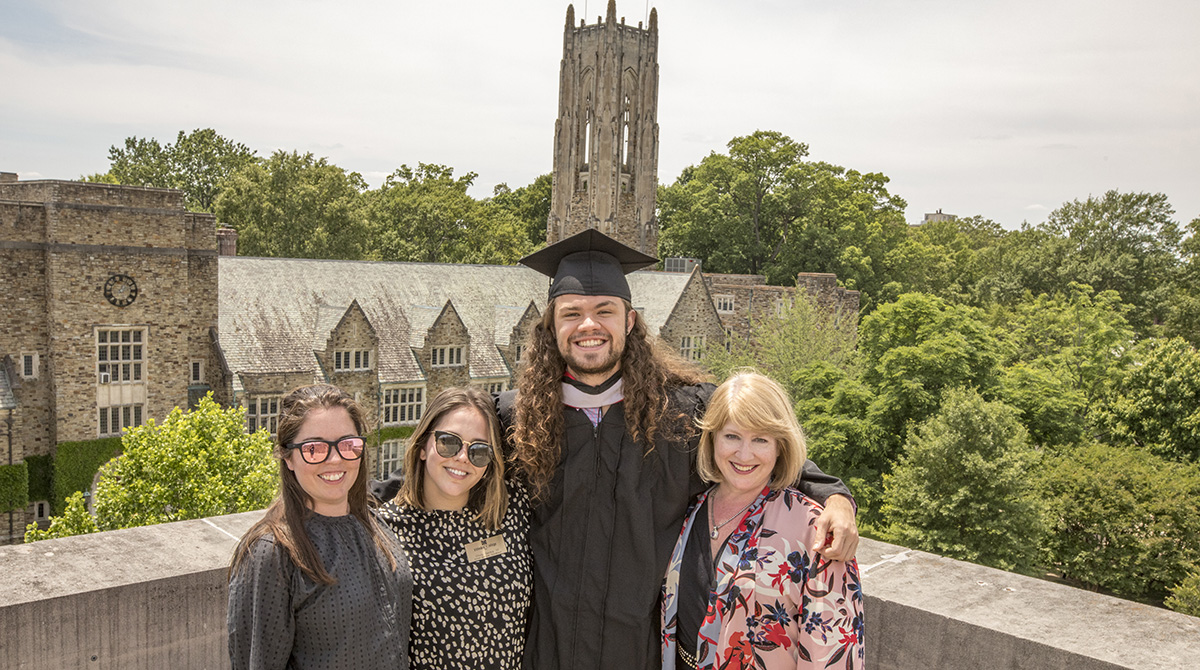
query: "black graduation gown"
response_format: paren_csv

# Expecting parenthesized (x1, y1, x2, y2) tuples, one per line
(496, 384, 852, 670)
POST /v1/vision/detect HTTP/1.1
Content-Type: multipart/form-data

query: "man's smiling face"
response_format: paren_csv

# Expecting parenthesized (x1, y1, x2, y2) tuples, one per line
(553, 294, 636, 386)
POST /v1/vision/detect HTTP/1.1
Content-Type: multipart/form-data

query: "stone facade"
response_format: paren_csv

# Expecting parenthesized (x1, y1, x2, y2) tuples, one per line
(548, 1, 660, 255)
(703, 272, 861, 346)
(0, 179, 221, 543)
(657, 268, 726, 362)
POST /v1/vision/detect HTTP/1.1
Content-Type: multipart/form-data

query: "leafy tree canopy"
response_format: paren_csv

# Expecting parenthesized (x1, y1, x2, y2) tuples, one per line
(364, 163, 534, 265)
(658, 131, 908, 309)
(1040, 441, 1200, 600)
(491, 173, 551, 248)
(1101, 337, 1200, 463)
(882, 387, 1044, 572)
(858, 292, 1001, 454)
(25, 395, 277, 541)
(94, 128, 257, 212)
(215, 150, 370, 260)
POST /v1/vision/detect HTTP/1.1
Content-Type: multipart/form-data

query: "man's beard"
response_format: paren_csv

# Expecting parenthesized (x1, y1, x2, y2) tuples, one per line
(560, 342, 623, 379)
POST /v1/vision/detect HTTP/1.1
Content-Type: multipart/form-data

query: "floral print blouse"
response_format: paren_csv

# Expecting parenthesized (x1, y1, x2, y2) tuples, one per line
(661, 486, 865, 669)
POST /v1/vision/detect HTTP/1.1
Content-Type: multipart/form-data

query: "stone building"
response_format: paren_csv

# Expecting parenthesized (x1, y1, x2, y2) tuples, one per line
(548, 0, 660, 255)
(0, 173, 223, 543)
(0, 1, 858, 545)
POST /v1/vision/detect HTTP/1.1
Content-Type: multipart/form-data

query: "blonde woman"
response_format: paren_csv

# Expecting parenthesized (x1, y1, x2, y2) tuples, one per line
(661, 372, 864, 669)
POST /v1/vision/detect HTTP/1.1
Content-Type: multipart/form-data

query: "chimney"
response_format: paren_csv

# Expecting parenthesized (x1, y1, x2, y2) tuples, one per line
(216, 227, 238, 256)
(0, 172, 18, 184)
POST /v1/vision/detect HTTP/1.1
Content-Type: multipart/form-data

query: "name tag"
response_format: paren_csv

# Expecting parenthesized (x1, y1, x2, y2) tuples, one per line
(464, 534, 508, 563)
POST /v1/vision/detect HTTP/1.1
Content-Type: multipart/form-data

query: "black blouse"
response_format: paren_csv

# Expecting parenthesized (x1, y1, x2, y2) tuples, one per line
(227, 512, 412, 670)
(378, 480, 532, 670)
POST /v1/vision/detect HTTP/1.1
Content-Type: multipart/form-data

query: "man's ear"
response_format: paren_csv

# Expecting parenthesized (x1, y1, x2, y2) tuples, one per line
(626, 306, 636, 334)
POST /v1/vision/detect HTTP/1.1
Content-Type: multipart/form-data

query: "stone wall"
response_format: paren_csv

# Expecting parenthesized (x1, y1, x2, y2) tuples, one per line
(656, 270, 726, 361)
(2, 516, 1195, 670)
(321, 302, 382, 428)
(419, 302, 471, 400)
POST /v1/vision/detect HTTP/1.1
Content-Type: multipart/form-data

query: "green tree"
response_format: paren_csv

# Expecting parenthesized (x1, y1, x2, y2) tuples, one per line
(216, 151, 369, 259)
(658, 133, 908, 309)
(1040, 441, 1200, 600)
(1166, 571, 1200, 617)
(858, 293, 1001, 457)
(101, 129, 257, 212)
(996, 284, 1134, 413)
(981, 192, 1181, 332)
(1165, 216, 1200, 346)
(24, 491, 98, 542)
(704, 292, 859, 389)
(658, 131, 809, 276)
(1101, 337, 1200, 463)
(996, 363, 1087, 450)
(881, 388, 1044, 572)
(25, 395, 277, 541)
(491, 173, 551, 247)
(365, 163, 533, 264)
(890, 215, 1008, 305)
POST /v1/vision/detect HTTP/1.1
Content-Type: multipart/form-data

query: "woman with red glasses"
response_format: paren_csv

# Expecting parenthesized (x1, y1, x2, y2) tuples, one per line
(377, 386, 532, 670)
(228, 384, 412, 670)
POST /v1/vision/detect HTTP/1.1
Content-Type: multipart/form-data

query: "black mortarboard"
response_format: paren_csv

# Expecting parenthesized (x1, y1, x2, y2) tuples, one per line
(519, 229, 658, 301)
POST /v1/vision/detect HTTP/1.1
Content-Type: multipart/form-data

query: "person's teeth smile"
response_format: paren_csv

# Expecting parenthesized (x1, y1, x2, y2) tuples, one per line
(446, 466, 468, 478)
(575, 338, 605, 348)
(318, 471, 346, 483)
(731, 462, 758, 474)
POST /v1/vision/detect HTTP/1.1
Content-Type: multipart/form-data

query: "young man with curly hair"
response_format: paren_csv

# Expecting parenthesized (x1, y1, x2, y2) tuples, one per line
(501, 230, 859, 670)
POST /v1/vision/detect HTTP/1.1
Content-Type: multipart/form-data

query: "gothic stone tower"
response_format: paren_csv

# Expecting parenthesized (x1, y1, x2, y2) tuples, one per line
(547, 1, 660, 255)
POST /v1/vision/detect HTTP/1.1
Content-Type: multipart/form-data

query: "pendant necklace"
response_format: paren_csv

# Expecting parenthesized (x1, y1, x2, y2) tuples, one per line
(709, 495, 756, 539)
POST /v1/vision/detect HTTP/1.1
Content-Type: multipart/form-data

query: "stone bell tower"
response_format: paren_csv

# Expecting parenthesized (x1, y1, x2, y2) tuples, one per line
(547, 0, 660, 255)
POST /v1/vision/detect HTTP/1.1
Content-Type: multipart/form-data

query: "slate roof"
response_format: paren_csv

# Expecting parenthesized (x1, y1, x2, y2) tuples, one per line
(218, 256, 691, 393)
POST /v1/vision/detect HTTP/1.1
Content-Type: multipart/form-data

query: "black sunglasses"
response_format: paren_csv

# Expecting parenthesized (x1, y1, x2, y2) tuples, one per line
(433, 430, 493, 468)
(286, 435, 365, 464)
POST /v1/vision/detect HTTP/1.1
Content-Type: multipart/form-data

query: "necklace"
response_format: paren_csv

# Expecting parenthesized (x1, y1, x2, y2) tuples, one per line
(709, 495, 756, 539)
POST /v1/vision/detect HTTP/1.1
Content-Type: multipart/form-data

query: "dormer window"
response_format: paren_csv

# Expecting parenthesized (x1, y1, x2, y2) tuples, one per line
(334, 350, 372, 372)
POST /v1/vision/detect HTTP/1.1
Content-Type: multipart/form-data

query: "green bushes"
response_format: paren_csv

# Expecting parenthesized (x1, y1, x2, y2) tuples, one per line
(0, 462, 29, 513)
(1166, 571, 1200, 617)
(24, 453, 53, 503)
(1040, 442, 1200, 601)
(51, 437, 122, 514)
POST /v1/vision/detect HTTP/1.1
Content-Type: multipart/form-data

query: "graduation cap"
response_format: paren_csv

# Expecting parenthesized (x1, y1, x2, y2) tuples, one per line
(520, 229, 658, 302)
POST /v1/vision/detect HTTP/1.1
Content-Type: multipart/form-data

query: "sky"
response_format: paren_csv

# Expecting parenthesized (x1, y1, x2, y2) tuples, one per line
(2, 0, 1198, 229)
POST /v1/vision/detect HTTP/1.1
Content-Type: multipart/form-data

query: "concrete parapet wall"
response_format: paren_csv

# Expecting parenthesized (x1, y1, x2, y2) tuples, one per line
(1, 515, 1196, 669)
(0, 511, 260, 670)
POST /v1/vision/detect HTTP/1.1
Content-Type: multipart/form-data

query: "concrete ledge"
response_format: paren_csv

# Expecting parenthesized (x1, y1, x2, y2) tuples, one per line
(857, 538, 1198, 669)
(1, 514, 1197, 669)
(0, 512, 261, 670)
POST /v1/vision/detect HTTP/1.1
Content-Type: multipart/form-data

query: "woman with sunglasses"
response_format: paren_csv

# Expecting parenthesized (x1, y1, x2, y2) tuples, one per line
(228, 384, 412, 670)
(377, 386, 532, 670)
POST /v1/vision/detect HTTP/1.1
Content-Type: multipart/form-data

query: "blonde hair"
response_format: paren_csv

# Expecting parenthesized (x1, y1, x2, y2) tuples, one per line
(395, 386, 508, 530)
(696, 371, 807, 490)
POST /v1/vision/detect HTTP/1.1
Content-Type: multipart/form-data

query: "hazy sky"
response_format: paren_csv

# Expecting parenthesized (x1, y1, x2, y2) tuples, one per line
(3, 0, 1198, 229)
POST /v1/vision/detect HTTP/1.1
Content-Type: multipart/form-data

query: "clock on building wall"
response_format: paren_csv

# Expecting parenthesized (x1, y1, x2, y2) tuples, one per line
(103, 274, 139, 307)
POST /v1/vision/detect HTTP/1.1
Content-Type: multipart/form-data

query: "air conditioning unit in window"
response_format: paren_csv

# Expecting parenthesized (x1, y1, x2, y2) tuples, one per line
(99, 372, 111, 384)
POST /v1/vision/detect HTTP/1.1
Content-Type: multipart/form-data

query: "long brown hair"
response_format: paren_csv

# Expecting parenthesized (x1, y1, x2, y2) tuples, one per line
(229, 384, 398, 585)
(511, 297, 708, 502)
(394, 386, 508, 530)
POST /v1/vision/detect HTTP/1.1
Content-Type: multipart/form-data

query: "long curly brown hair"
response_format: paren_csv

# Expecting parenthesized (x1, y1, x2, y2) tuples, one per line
(511, 298, 709, 502)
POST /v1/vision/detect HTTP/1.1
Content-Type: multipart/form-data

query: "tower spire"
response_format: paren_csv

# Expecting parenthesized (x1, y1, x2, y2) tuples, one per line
(547, 2, 661, 255)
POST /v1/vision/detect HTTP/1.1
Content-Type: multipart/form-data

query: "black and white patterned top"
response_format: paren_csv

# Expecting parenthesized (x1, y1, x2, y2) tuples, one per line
(378, 480, 532, 670)
(227, 512, 412, 670)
